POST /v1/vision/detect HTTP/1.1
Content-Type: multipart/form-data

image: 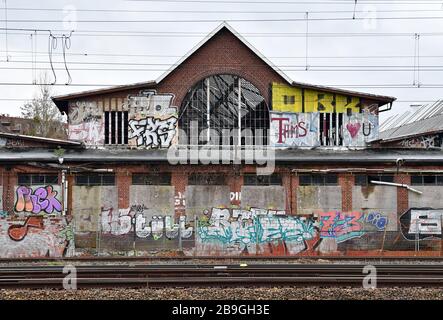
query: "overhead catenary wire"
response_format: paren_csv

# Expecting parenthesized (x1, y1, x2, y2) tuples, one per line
(5, 15, 443, 23)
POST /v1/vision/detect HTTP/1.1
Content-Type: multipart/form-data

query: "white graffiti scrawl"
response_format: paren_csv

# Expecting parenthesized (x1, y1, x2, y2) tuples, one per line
(129, 116, 178, 148)
(127, 90, 179, 149)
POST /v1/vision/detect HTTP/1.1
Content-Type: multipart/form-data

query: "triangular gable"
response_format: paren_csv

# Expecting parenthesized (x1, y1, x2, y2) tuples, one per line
(156, 21, 293, 85)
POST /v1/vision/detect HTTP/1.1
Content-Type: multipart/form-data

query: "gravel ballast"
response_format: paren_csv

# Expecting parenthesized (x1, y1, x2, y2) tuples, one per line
(1, 287, 443, 300)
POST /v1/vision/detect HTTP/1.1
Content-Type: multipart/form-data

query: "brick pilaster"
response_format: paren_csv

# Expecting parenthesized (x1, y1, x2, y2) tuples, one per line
(117, 172, 131, 209)
(172, 172, 188, 218)
(339, 173, 353, 212)
(292, 174, 299, 215)
(395, 174, 410, 214)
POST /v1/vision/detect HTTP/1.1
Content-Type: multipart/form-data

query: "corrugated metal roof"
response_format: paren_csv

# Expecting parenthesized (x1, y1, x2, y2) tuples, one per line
(379, 100, 443, 142)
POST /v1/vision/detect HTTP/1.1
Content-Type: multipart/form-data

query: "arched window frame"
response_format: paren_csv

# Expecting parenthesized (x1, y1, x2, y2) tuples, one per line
(178, 74, 269, 146)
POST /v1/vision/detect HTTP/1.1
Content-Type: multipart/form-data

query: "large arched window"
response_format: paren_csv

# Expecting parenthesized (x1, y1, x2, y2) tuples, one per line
(179, 74, 269, 146)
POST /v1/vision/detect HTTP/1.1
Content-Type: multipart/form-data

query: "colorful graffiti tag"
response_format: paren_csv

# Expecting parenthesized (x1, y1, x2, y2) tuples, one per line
(318, 211, 365, 243)
(101, 206, 193, 239)
(196, 208, 317, 255)
(318, 211, 388, 243)
(0, 216, 73, 258)
(15, 185, 62, 214)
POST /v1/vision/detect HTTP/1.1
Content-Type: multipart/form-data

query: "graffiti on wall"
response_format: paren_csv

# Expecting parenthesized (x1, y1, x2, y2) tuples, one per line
(174, 192, 186, 212)
(398, 135, 441, 149)
(318, 211, 388, 243)
(343, 112, 378, 147)
(196, 207, 317, 255)
(15, 185, 62, 214)
(271, 83, 360, 114)
(128, 90, 178, 149)
(68, 101, 104, 146)
(101, 206, 193, 239)
(270, 112, 319, 147)
(0, 216, 73, 258)
(400, 208, 443, 240)
(128, 116, 178, 148)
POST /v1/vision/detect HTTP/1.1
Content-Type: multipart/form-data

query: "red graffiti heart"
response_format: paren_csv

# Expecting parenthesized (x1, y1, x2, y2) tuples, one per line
(346, 123, 361, 138)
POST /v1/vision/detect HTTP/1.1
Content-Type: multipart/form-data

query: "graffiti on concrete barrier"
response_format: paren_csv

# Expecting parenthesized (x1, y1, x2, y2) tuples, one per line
(100, 207, 193, 239)
(8, 216, 44, 241)
(128, 116, 178, 148)
(318, 211, 365, 243)
(196, 207, 317, 255)
(15, 185, 62, 214)
(400, 208, 443, 240)
(0, 216, 73, 258)
(318, 211, 388, 243)
(365, 212, 388, 231)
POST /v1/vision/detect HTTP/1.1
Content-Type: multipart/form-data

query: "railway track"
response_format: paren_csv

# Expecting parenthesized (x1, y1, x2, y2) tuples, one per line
(0, 264, 442, 289)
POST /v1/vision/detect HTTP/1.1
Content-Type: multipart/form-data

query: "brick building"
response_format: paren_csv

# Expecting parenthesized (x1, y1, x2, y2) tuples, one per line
(1, 22, 442, 258)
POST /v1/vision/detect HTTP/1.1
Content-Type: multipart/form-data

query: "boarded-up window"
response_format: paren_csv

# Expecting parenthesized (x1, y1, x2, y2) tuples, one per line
(188, 174, 226, 185)
(132, 173, 171, 185)
(411, 175, 443, 186)
(75, 174, 115, 186)
(355, 174, 394, 186)
(18, 174, 58, 185)
(243, 174, 282, 186)
(299, 174, 338, 186)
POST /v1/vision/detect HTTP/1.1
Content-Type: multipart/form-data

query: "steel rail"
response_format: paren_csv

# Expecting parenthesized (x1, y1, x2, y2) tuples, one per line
(0, 264, 442, 289)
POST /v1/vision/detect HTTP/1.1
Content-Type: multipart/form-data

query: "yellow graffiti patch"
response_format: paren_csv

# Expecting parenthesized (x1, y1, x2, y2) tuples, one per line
(271, 83, 361, 114)
(271, 82, 303, 112)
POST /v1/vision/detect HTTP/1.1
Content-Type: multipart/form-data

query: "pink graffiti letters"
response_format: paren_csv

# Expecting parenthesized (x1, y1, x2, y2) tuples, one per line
(319, 211, 364, 243)
(15, 185, 62, 214)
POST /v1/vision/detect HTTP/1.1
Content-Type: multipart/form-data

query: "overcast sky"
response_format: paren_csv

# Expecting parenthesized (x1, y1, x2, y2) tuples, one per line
(1, 0, 443, 126)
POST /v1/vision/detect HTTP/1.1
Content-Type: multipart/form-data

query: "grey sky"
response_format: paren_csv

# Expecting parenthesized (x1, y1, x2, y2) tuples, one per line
(1, 0, 443, 125)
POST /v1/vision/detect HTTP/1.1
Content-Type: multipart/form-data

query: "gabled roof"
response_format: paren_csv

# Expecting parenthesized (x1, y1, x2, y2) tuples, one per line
(52, 22, 396, 111)
(156, 21, 293, 84)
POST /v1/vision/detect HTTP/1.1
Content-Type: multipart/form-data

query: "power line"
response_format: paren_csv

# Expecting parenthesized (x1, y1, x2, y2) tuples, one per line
(108, 0, 443, 4)
(0, 82, 442, 88)
(2, 50, 443, 60)
(5, 7, 443, 14)
(4, 15, 443, 23)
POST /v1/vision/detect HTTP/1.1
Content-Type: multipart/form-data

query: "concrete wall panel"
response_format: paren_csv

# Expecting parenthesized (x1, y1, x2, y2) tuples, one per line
(352, 186, 397, 231)
(185, 185, 230, 217)
(297, 186, 342, 215)
(240, 186, 286, 210)
(129, 185, 175, 217)
(409, 186, 443, 209)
